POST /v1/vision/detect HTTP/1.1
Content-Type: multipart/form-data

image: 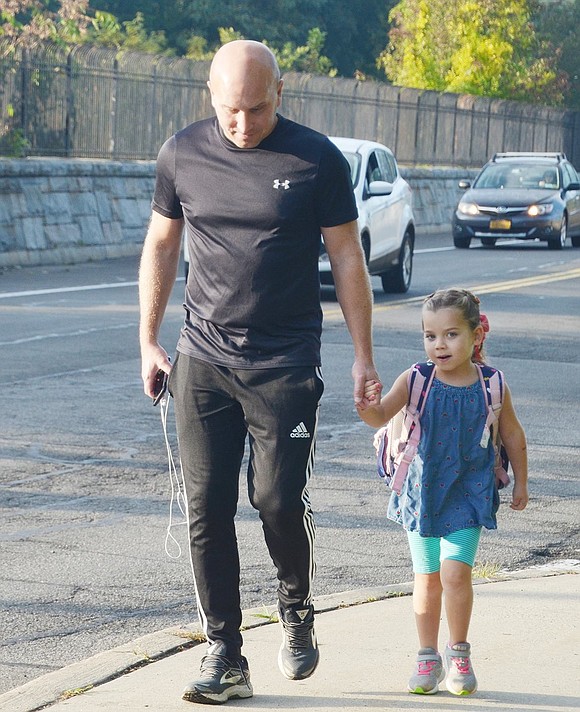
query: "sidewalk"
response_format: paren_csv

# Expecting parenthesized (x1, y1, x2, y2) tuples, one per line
(1, 568, 578, 712)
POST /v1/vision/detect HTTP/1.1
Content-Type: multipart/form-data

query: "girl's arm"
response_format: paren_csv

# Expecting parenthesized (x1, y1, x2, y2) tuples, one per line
(356, 369, 411, 429)
(498, 384, 529, 511)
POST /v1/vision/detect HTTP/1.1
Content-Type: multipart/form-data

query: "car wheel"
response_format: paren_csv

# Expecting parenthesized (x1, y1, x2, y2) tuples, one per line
(453, 235, 471, 248)
(481, 237, 497, 248)
(380, 232, 413, 293)
(548, 216, 567, 250)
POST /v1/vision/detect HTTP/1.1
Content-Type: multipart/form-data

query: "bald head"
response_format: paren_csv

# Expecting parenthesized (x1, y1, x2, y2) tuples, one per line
(208, 41, 283, 149)
(210, 40, 280, 86)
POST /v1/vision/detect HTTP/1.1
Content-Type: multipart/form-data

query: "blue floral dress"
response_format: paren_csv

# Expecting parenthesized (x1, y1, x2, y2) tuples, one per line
(387, 378, 499, 537)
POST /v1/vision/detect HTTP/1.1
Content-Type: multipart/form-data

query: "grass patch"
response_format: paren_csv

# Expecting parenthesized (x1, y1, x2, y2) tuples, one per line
(473, 561, 502, 579)
(60, 685, 93, 700)
(251, 606, 278, 623)
(174, 630, 207, 642)
(132, 647, 153, 661)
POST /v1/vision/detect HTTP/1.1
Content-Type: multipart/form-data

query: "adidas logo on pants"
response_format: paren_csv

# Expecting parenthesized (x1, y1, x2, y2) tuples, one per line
(290, 422, 311, 438)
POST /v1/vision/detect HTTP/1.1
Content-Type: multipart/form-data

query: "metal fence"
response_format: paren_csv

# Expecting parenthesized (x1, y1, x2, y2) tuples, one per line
(0, 42, 212, 160)
(1, 41, 579, 166)
(282, 75, 580, 168)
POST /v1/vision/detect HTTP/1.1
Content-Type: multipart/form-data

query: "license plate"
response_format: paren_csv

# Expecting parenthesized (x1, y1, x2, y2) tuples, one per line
(489, 219, 511, 230)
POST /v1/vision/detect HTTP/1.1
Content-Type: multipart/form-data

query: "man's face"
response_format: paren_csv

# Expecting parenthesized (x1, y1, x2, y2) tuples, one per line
(209, 73, 282, 149)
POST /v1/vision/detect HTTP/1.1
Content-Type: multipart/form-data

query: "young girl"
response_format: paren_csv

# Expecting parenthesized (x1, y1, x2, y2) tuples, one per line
(358, 288, 528, 696)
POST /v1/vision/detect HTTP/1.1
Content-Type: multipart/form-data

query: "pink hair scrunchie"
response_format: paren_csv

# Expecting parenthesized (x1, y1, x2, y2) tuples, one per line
(474, 313, 490, 360)
(480, 313, 490, 334)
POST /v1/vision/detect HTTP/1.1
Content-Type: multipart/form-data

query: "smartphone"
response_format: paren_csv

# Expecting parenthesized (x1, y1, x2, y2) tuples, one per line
(152, 369, 168, 406)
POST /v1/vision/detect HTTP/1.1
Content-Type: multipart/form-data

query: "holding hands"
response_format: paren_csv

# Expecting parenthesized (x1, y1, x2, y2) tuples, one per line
(356, 379, 383, 410)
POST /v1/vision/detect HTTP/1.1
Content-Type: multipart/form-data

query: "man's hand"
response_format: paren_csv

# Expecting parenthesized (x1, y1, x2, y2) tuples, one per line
(141, 343, 172, 399)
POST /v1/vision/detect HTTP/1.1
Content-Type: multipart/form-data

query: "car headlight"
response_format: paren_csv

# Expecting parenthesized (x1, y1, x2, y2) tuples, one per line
(527, 203, 554, 217)
(457, 201, 480, 216)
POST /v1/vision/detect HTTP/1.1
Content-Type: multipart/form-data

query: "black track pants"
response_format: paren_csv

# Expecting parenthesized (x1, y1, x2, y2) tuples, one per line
(169, 353, 324, 658)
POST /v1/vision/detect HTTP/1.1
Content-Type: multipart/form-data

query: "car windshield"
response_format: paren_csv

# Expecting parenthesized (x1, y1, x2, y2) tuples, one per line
(341, 151, 362, 187)
(475, 163, 560, 190)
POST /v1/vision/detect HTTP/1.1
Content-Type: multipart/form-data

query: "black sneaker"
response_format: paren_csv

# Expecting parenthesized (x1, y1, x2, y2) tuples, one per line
(182, 643, 253, 705)
(277, 604, 319, 680)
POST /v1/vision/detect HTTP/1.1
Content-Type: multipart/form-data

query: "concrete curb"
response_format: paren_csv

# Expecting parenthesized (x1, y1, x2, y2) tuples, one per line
(1, 563, 577, 712)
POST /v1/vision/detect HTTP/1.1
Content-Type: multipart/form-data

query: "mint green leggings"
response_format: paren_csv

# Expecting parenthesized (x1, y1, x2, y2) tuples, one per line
(406, 527, 482, 574)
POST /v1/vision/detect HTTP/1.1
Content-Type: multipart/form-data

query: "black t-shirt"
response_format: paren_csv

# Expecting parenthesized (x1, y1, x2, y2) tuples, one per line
(152, 115, 357, 368)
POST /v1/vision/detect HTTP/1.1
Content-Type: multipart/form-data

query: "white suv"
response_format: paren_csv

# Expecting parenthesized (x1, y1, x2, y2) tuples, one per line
(320, 137, 415, 292)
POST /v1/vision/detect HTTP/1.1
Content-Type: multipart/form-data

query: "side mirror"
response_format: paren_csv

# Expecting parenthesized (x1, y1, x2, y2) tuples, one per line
(367, 180, 393, 197)
(458, 179, 471, 190)
(564, 182, 580, 192)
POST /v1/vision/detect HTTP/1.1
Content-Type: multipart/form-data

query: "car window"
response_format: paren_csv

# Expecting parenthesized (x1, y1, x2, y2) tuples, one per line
(378, 150, 397, 183)
(562, 163, 579, 188)
(340, 151, 361, 187)
(537, 168, 558, 189)
(476, 163, 561, 189)
(475, 165, 509, 188)
(366, 151, 383, 184)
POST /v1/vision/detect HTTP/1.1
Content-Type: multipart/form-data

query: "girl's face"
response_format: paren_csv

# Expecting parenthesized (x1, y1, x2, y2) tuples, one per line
(422, 307, 483, 374)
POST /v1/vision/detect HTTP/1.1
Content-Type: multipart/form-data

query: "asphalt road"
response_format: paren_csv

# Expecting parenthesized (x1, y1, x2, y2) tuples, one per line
(1, 231, 579, 694)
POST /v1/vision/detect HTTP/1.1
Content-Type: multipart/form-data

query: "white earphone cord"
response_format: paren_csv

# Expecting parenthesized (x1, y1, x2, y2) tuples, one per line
(159, 394, 187, 559)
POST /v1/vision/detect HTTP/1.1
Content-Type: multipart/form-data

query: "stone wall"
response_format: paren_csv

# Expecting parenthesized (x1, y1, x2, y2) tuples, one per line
(404, 166, 478, 232)
(0, 159, 477, 267)
(0, 159, 154, 267)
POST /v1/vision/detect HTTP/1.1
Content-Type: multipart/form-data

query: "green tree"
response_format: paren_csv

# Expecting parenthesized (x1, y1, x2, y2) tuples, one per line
(90, 0, 327, 54)
(0, 2, 171, 54)
(1, 1, 91, 47)
(185, 26, 244, 60)
(378, 0, 566, 105)
(321, 0, 393, 77)
(268, 28, 337, 76)
(532, 0, 580, 109)
(87, 0, 391, 78)
(185, 25, 336, 76)
(85, 10, 170, 52)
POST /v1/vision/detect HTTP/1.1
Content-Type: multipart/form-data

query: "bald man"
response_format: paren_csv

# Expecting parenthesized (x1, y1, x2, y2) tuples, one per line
(139, 40, 379, 704)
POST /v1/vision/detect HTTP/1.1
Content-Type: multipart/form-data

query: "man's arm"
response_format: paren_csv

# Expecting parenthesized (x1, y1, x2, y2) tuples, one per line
(138, 211, 184, 397)
(321, 220, 380, 408)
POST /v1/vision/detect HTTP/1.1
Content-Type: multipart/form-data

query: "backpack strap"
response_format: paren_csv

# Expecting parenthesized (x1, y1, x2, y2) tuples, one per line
(378, 361, 436, 495)
(395, 361, 436, 473)
(476, 364, 503, 448)
(407, 361, 436, 416)
(476, 364, 511, 489)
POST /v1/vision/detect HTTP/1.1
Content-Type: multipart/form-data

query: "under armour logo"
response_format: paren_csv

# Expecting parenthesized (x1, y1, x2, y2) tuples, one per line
(273, 179, 290, 190)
